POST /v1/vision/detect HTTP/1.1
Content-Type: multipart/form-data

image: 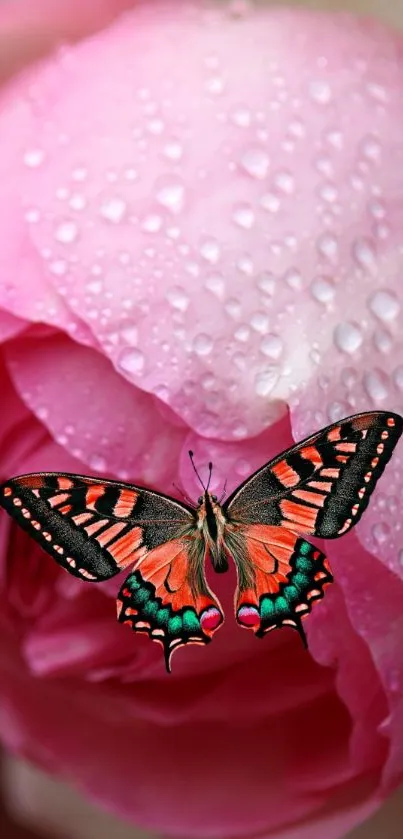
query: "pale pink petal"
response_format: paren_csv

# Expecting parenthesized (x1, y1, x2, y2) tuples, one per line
(0, 310, 26, 343)
(5, 333, 186, 489)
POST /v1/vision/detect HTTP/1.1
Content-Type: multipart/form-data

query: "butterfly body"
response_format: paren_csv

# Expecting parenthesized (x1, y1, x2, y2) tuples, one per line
(1, 411, 402, 672)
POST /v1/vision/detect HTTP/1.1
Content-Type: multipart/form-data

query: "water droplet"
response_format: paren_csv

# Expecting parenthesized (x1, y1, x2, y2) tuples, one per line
(231, 106, 251, 127)
(363, 369, 389, 402)
(250, 311, 269, 333)
(120, 324, 138, 345)
(86, 278, 103, 295)
(334, 322, 363, 354)
(311, 275, 335, 303)
(372, 521, 390, 544)
(225, 298, 241, 318)
(257, 272, 276, 295)
(369, 289, 400, 322)
(89, 453, 107, 472)
(328, 401, 349, 423)
(273, 170, 294, 194)
(193, 333, 213, 356)
(234, 324, 250, 342)
(118, 348, 145, 375)
(55, 221, 78, 244)
(100, 198, 127, 224)
(205, 273, 225, 299)
(232, 203, 255, 229)
(142, 213, 163, 233)
(23, 148, 45, 168)
(147, 117, 165, 135)
(156, 177, 185, 213)
(288, 119, 305, 138)
(352, 237, 376, 271)
(255, 366, 279, 397)
(367, 82, 387, 103)
(205, 76, 225, 95)
(285, 268, 302, 290)
(319, 184, 338, 203)
(260, 193, 279, 213)
(199, 237, 220, 264)
(166, 286, 189, 312)
(361, 135, 381, 162)
(309, 80, 332, 104)
(69, 193, 86, 211)
(393, 366, 403, 391)
(399, 548, 403, 566)
(37, 406, 49, 420)
(237, 254, 253, 275)
(260, 334, 283, 359)
(163, 140, 184, 161)
(317, 233, 338, 262)
(240, 148, 270, 180)
(373, 329, 392, 354)
(72, 167, 88, 182)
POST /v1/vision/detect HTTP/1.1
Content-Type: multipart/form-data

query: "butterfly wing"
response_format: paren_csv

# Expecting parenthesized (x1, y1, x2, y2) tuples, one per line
(224, 411, 402, 640)
(224, 524, 332, 643)
(225, 412, 403, 537)
(0, 473, 223, 670)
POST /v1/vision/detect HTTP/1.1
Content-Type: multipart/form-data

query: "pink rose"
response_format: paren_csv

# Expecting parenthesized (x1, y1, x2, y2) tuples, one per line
(1, 2, 403, 838)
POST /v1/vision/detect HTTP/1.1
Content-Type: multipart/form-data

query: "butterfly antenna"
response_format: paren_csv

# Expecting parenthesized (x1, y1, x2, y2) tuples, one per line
(188, 451, 206, 491)
(206, 462, 213, 491)
(219, 479, 228, 503)
(172, 482, 194, 507)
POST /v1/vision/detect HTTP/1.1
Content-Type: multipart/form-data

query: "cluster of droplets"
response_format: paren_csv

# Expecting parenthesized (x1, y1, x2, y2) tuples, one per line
(12, 0, 403, 441)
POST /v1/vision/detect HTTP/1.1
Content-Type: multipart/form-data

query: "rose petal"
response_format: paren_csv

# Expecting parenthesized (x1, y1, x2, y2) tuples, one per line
(5, 332, 186, 489)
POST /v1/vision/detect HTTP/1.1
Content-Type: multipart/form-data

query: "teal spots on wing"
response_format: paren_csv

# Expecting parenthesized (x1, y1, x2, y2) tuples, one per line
(156, 607, 170, 626)
(142, 599, 159, 619)
(298, 541, 311, 556)
(260, 598, 275, 619)
(168, 615, 183, 634)
(125, 572, 140, 592)
(292, 572, 311, 592)
(283, 584, 299, 604)
(182, 609, 201, 632)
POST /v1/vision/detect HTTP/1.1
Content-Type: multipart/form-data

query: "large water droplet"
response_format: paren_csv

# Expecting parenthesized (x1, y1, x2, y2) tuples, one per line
(163, 139, 184, 161)
(231, 106, 252, 127)
(23, 148, 45, 168)
(118, 348, 145, 375)
(352, 237, 376, 271)
(199, 237, 221, 264)
(55, 220, 78, 244)
(317, 233, 338, 262)
(369, 289, 400, 322)
(311, 275, 335, 303)
(363, 369, 389, 402)
(255, 366, 279, 396)
(260, 193, 279, 213)
(273, 170, 294, 194)
(100, 197, 127, 224)
(89, 453, 107, 472)
(309, 80, 332, 104)
(232, 203, 255, 229)
(166, 286, 189, 312)
(193, 333, 213, 356)
(240, 148, 270, 180)
(334, 322, 363, 354)
(260, 334, 283, 359)
(257, 272, 276, 295)
(205, 273, 225, 299)
(250, 311, 269, 333)
(142, 213, 163, 233)
(156, 177, 185, 214)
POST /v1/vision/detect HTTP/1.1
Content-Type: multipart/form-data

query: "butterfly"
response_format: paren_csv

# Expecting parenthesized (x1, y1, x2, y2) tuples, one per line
(1, 411, 402, 671)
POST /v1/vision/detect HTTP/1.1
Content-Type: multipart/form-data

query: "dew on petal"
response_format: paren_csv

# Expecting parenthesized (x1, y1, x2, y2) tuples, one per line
(334, 322, 363, 354)
(309, 80, 332, 104)
(232, 203, 255, 229)
(363, 369, 389, 402)
(166, 286, 189, 312)
(231, 106, 252, 127)
(240, 147, 270, 179)
(23, 148, 45, 168)
(368, 289, 400, 322)
(193, 334, 213, 356)
(54, 221, 78, 244)
(118, 348, 145, 375)
(257, 272, 276, 295)
(205, 273, 225, 299)
(199, 237, 221, 264)
(162, 140, 184, 161)
(156, 177, 185, 213)
(100, 197, 127, 224)
(311, 276, 335, 303)
(260, 193, 279, 213)
(250, 311, 269, 333)
(260, 334, 283, 359)
(254, 366, 279, 396)
(352, 237, 376, 271)
(392, 366, 403, 391)
(372, 521, 390, 544)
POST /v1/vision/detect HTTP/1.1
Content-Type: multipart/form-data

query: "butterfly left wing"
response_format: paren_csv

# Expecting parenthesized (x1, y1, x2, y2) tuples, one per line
(0, 473, 224, 670)
(224, 411, 402, 641)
